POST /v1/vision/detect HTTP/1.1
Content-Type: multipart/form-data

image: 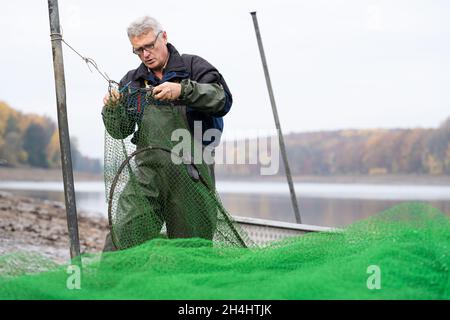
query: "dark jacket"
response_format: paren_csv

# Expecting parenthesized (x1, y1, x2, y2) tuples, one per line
(118, 43, 232, 145)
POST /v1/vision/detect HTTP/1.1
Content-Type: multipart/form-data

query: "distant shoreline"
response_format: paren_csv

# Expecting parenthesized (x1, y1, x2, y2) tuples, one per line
(1, 166, 450, 186)
(217, 173, 450, 186)
(0, 167, 103, 182)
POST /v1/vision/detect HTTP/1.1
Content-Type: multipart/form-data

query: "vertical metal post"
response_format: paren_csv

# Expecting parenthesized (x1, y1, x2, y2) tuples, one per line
(250, 11, 302, 224)
(47, 0, 81, 259)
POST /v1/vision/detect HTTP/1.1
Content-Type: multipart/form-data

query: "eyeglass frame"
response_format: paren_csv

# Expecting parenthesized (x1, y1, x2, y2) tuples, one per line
(132, 31, 163, 55)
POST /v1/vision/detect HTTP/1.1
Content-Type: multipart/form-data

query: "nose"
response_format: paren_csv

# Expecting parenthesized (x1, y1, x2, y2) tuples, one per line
(143, 49, 152, 59)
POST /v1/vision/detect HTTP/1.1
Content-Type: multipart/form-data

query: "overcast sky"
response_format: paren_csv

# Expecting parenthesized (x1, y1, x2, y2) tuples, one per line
(1, 0, 449, 158)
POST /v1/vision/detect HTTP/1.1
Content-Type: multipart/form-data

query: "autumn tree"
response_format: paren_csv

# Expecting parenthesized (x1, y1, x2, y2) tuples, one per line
(22, 121, 55, 168)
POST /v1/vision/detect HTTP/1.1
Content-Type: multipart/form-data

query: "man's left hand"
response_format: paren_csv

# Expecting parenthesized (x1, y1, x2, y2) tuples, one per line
(153, 82, 181, 101)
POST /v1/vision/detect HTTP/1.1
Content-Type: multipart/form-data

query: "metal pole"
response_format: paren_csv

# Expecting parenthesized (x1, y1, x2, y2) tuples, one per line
(47, 0, 81, 259)
(250, 11, 302, 224)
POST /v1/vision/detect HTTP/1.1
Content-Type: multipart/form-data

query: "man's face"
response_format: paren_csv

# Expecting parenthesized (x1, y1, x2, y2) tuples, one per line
(130, 30, 168, 71)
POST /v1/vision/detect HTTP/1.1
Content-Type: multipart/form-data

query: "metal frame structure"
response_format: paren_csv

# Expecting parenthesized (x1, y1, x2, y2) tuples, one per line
(233, 215, 337, 246)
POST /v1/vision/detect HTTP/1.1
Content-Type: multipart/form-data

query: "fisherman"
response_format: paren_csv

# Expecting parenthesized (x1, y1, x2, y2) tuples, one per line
(101, 16, 232, 250)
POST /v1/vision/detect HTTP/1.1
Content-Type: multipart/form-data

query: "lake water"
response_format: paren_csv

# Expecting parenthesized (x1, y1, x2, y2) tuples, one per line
(1, 180, 449, 227)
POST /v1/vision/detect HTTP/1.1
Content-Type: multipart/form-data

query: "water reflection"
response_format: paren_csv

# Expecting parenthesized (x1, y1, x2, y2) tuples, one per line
(220, 193, 450, 227)
(1, 189, 107, 217)
(1, 181, 449, 227)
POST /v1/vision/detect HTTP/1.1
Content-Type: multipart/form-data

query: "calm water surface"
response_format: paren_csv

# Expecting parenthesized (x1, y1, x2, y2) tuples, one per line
(1, 180, 449, 227)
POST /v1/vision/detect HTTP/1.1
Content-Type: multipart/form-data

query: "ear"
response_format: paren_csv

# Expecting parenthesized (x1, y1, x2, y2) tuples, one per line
(162, 31, 168, 44)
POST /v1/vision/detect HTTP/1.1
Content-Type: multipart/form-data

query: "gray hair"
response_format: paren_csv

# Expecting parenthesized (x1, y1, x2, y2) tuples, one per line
(127, 16, 163, 38)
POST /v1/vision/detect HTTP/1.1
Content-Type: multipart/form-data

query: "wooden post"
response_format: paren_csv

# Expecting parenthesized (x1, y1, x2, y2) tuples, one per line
(47, 0, 81, 260)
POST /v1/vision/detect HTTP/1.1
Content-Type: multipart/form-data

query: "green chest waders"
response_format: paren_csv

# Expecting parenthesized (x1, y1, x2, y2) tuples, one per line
(109, 101, 218, 250)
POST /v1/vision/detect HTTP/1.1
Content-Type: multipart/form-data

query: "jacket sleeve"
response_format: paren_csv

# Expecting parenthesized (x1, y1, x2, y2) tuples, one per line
(179, 79, 226, 114)
(179, 55, 233, 117)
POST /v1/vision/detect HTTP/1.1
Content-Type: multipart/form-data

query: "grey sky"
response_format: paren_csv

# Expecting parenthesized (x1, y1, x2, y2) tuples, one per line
(1, 0, 449, 158)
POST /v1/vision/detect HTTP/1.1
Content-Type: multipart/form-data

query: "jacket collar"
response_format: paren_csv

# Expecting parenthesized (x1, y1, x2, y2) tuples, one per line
(132, 43, 189, 84)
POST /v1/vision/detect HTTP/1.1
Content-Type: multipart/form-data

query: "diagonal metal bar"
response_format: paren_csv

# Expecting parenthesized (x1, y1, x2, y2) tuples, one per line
(250, 11, 302, 224)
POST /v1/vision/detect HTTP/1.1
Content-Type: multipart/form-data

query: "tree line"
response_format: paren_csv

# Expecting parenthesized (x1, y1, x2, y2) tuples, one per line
(215, 116, 450, 177)
(0, 101, 101, 173)
(3, 100, 448, 176)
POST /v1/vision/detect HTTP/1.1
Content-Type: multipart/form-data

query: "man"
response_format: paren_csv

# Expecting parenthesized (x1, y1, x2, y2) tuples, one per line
(102, 16, 233, 250)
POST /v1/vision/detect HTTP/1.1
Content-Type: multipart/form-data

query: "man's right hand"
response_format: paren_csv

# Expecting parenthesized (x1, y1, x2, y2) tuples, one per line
(103, 89, 121, 107)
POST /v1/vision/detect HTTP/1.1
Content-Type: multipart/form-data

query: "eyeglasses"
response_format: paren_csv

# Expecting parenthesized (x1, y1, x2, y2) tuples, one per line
(132, 31, 162, 55)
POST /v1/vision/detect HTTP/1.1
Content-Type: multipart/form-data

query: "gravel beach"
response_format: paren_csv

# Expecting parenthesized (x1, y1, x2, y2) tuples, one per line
(0, 191, 108, 264)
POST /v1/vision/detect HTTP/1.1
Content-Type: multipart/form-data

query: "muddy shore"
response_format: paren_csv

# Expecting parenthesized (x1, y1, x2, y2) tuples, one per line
(0, 191, 108, 264)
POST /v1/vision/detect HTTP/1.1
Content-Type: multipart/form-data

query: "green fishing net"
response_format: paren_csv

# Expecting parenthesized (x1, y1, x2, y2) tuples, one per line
(2, 88, 448, 299)
(102, 84, 252, 250)
(0, 202, 449, 299)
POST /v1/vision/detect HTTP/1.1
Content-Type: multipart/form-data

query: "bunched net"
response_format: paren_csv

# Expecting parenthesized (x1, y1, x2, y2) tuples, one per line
(0, 202, 448, 299)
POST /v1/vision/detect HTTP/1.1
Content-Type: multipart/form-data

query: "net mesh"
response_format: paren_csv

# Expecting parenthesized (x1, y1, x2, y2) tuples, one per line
(0, 202, 448, 299)
(102, 85, 252, 250)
